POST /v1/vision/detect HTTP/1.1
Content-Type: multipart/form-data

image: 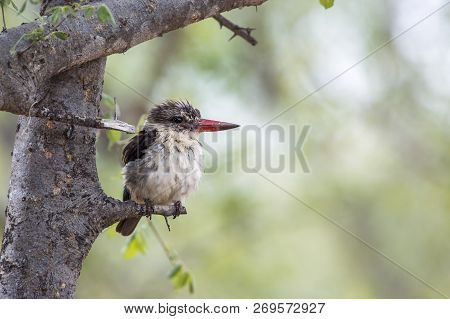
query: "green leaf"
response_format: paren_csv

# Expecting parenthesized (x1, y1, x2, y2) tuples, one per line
(62, 5, 75, 18)
(96, 4, 116, 26)
(51, 31, 69, 40)
(319, 0, 334, 9)
(49, 8, 62, 26)
(171, 271, 189, 290)
(106, 129, 122, 149)
(168, 264, 183, 279)
(122, 231, 147, 260)
(24, 27, 45, 43)
(10, 0, 17, 10)
(101, 92, 116, 110)
(169, 265, 194, 293)
(18, 0, 26, 14)
(82, 5, 95, 18)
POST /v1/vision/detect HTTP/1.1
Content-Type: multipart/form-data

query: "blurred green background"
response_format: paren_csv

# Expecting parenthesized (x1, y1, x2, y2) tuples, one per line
(1, 0, 449, 298)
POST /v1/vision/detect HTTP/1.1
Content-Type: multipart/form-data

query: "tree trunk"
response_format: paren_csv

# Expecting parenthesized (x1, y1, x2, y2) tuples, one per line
(0, 59, 106, 298)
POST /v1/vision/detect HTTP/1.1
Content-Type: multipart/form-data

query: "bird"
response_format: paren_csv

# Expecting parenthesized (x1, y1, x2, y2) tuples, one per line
(116, 100, 239, 236)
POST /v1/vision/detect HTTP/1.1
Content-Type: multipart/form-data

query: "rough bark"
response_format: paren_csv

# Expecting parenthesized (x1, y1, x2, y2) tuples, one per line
(0, 59, 107, 298)
(0, 0, 267, 298)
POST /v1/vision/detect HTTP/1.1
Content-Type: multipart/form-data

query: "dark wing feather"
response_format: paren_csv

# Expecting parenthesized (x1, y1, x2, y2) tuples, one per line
(118, 129, 156, 237)
(122, 129, 157, 165)
(123, 186, 131, 201)
(116, 186, 140, 236)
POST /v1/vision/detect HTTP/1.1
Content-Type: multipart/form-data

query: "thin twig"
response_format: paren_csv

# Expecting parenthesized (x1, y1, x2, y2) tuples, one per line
(100, 119, 135, 133)
(99, 196, 187, 230)
(148, 220, 177, 265)
(1, 4, 6, 31)
(28, 106, 136, 133)
(213, 14, 257, 46)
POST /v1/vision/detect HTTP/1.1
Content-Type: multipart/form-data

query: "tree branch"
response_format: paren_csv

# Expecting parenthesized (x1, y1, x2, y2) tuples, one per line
(213, 14, 258, 46)
(28, 106, 136, 133)
(99, 119, 135, 133)
(97, 195, 187, 229)
(0, 0, 268, 118)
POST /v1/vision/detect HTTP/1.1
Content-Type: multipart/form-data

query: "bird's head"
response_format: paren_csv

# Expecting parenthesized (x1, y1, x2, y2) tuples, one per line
(147, 100, 239, 133)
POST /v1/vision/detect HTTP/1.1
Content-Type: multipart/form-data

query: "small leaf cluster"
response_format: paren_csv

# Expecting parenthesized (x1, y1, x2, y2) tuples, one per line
(46, 2, 116, 27)
(123, 231, 147, 259)
(168, 264, 194, 294)
(112, 220, 195, 294)
(9, 26, 44, 54)
(8, 1, 116, 55)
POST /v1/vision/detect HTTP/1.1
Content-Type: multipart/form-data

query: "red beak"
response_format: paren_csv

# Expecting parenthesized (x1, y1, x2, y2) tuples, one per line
(198, 119, 240, 132)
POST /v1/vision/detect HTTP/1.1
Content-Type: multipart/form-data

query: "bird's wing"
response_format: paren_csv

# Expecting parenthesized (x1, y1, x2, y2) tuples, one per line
(123, 186, 131, 201)
(122, 129, 157, 165)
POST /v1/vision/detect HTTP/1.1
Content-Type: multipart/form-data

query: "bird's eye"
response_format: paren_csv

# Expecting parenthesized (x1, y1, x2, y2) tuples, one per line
(171, 116, 183, 123)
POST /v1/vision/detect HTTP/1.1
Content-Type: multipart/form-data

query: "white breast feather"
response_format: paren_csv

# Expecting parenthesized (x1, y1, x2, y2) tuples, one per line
(126, 128, 203, 205)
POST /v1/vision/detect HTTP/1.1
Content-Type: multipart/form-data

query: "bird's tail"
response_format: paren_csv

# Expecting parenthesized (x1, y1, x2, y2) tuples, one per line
(116, 187, 141, 236)
(116, 217, 140, 236)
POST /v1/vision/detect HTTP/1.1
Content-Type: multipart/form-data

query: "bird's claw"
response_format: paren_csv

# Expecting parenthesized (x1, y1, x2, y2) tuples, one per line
(173, 201, 183, 219)
(145, 199, 154, 220)
(163, 201, 183, 231)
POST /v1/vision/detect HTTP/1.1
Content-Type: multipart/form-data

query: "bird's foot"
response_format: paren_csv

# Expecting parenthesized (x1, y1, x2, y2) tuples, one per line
(163, 201, 183, 231)
(144, 199, 154, 220)
(173, 201, 183, 219)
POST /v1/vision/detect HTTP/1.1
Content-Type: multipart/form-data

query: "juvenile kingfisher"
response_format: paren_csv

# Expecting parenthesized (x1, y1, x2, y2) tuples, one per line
(116, 100, 239, 236)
